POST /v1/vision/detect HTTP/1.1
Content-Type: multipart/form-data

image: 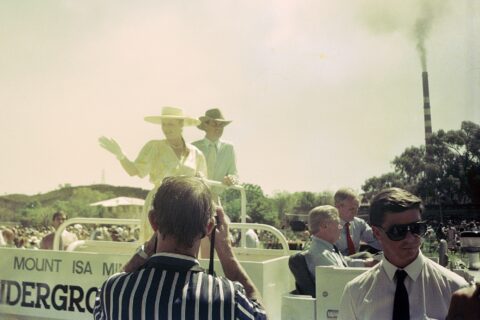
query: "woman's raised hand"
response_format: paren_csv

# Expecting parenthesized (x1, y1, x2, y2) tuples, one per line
(98, 136, 124, 160)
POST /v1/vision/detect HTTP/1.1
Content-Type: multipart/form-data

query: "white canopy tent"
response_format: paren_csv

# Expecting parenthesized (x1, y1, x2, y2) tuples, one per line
(90, 197, 145, 207)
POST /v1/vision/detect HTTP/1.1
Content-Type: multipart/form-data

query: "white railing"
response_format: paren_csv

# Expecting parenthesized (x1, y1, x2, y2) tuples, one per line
(53, 217, 141, 251)
(205, 179, 247, 220)
(230, 222, 290, 256)
(205, 179, 248, 247)
(54, 182, 288, 254)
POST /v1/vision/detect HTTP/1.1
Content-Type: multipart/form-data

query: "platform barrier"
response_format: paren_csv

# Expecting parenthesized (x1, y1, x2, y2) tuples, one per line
(315, 266, 368, 320)
(280, 265, 369, 320)
(281, 293, 316, 320)
(1, 217, 293, 320)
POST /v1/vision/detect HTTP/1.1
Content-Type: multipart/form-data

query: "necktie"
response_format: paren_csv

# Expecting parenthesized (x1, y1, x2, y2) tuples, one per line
(333, 245, 347, 267)
(345, 222, 356, 255)
(392, 270, 409, 320)
(207, 143, 217, 179)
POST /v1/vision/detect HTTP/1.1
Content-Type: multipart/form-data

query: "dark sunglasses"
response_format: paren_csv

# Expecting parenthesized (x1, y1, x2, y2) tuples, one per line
(378, 221, 427, 241)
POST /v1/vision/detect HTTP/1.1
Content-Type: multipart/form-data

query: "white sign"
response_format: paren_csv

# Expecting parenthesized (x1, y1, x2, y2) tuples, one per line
(0, 247, 130, 319)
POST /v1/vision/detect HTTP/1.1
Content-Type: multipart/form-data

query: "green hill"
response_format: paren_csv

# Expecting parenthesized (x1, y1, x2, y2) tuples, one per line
(0, 184, 149, 226)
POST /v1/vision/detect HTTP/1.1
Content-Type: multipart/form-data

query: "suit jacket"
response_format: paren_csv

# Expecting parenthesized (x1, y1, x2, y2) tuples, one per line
(192, 138, 238, 182)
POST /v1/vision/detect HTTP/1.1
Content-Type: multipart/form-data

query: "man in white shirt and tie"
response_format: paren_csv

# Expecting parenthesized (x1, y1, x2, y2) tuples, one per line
(338, 188, 469, 320)
(334, 188, 382, 257)
(193, 108, 238, 189)
(305, 205, 376, 279)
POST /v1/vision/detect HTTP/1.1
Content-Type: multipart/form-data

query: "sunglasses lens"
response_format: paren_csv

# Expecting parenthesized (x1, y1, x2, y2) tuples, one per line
(386, 225, 408, 241)
(385, 222, 427, 241)
(410, 223, 427, 236)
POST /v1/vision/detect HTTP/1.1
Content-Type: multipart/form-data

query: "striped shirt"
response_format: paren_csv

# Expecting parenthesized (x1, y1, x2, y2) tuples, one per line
(93, 253, 267, 320)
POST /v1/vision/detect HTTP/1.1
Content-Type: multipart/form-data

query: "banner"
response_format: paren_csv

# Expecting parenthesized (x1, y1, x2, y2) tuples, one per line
(0, 247, 130, 320)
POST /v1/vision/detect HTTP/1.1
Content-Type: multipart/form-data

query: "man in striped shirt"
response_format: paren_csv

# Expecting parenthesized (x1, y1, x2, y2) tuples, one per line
(93, 176, 266, 320)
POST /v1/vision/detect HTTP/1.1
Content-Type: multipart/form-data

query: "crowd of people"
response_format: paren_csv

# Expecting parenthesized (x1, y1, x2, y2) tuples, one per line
(3, 181, 479, 319)
(2, 209, 478, 254)
(0, 215, 139, 250)
(2, 106, 479, 319)
(427, 218, 480, 252)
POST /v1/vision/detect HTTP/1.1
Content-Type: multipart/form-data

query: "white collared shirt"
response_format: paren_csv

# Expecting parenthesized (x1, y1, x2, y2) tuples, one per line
(335, 216, 382, 255)
(338, 251, 469, 320)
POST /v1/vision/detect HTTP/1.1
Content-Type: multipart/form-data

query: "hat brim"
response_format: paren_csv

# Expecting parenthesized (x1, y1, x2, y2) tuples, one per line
(197, 116, 232, 131)
(145, 116, 200, 127)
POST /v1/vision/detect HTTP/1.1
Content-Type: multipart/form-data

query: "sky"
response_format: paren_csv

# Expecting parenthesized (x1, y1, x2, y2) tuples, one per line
(1, 0, 479, 197)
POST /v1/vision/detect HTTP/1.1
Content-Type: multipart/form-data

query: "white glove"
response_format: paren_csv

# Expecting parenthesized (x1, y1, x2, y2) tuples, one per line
(99, 136, 125, 160)
(223, 175, 238, 186)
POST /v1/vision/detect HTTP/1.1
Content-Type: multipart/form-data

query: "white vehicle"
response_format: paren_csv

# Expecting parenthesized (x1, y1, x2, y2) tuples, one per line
(0, 183, 294, 320)
(1, 182, 478, 320)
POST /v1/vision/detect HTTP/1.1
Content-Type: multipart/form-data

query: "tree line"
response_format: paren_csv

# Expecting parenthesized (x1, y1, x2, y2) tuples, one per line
(362, 121, 480, 205)
(1, 121, 478, 228)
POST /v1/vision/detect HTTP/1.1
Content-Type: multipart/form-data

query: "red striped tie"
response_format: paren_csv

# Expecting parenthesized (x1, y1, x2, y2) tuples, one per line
(345, 222, 356, 255)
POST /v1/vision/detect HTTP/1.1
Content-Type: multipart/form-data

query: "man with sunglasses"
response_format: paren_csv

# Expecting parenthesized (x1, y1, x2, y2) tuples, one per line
(338, 188, 468, 320)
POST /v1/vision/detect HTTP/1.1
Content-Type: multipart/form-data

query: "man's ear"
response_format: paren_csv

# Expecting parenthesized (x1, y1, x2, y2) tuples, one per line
(372, 226, 381, 240)
(148, 210, 158, 231)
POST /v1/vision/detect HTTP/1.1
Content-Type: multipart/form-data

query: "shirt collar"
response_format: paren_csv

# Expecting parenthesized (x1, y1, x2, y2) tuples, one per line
(382, 251, 424, 282)
(145, 252, 200, 270)
(311, 235, 336, 251)
(151, 252, 198, 261)
(205, 138, 220, 148)
(340, 218, 355, 227)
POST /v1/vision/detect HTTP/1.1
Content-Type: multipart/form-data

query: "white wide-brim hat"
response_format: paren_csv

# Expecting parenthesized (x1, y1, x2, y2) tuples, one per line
(145, 106, 200, 127)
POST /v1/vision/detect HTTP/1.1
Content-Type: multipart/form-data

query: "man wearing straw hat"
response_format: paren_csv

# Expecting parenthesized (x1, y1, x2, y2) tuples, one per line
(99, 106, 207, 242)
(193, 108, 238, 189)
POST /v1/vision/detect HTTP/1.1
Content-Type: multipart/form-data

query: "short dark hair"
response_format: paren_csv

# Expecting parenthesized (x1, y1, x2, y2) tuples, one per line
(52, 211, 66, 221)
(334, 188, 358, 205)
(152, 176, 214, 248)
(369, 188, 423, 226)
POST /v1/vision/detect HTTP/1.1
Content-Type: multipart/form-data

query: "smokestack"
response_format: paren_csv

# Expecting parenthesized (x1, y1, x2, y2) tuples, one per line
(422, 71, 432, 144)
